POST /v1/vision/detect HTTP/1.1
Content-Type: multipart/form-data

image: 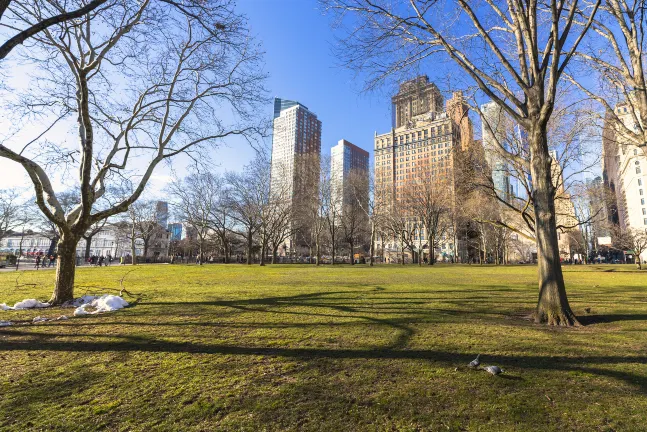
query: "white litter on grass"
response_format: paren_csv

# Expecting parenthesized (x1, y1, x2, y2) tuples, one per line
(73, 295, 129, 316)
(0, 299, 51, 310)
(0, 320, 12, 327)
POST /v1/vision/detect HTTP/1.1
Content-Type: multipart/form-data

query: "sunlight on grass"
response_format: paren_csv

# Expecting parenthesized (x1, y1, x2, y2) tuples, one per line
(1, 264, 646, 431)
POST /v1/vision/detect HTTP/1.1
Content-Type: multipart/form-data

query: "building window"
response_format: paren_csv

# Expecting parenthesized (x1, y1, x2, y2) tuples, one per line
(641, 189, 644, 196)
(642, 198, 645, 205)
(643, 208, 646, 215)
(637, 167, 642, 174)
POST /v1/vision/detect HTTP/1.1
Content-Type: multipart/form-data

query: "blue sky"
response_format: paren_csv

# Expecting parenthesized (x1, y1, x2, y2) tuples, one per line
(0, 0, 600, 194)
(238, 0, 392, 159)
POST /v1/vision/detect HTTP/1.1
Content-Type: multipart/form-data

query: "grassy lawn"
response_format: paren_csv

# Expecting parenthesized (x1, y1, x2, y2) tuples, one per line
(0, 264, 646, 431)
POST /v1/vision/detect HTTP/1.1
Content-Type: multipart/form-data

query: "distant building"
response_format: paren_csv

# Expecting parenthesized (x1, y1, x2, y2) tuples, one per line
(270, 97, 322, 253)
(156, 201, 169, 228)
(330, 139, 369, 214)
(480, 101, 515, 200)
(373, 76, 476, 262)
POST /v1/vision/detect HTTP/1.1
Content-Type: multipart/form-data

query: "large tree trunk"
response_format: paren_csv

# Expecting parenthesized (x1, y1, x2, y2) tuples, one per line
(531, 126, 579, 326)
(50, 233, 78, 305)
(350, 240, 354, 265)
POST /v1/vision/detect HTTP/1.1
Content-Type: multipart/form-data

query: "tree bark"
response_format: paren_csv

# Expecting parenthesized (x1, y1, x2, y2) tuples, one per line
(84, 234, 92, 259)
(531, 126, 579, 326)
(50, 233, 78, 305)
(246, 230, 253, 265)
(369, 222, 375, 267)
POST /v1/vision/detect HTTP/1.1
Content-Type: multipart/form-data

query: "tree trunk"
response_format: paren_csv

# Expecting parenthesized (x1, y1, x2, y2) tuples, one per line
(246, 230, 253, 265)
(316, 238, 321, 266)
(331, 230, 336, 265)
(428, 234, 435, 266)
(50, 233, 78, 305)
(84, 234, 92, 259)
(369, 222, 375, 267)
(260, 238, 266, 266)
(636, 256, 641, 270)
(350, 240, 354, 265)
(531, 126, 579, 326)
(131, 234, 137, 266)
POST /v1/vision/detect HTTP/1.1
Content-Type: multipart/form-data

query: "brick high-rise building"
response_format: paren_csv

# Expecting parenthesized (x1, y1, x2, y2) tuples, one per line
(374, 76, 475, 262)
(270, 97, 322, 253)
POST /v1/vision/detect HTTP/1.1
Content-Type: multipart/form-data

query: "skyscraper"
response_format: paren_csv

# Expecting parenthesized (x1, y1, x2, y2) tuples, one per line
(270, 97, 322, 252)
(374, 76, 475, 262)
(330, 139, 369, 213)
(480, 101, 514, 200)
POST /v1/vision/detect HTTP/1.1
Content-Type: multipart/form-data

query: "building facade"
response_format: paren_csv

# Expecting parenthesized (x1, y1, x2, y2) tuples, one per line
(374, 76, 475, 262)
(330, 139, 369, 212)
(270, 97, 322, 252)
(602, 102, 647, 262)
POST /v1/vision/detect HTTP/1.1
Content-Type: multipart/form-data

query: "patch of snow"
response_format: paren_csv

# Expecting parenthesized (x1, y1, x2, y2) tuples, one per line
(73, 295, 129, 316)
(32, 316, 48, 323)
(73, 304, 91, 316)
(56, 315, 69, 321)
(0, 320, 12, 327)
(1, 299, 51, 310)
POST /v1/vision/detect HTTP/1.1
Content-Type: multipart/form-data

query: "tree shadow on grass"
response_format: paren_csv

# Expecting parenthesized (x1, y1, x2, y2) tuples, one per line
(578, 314, 647, 325)
(1, 334, 646, 393)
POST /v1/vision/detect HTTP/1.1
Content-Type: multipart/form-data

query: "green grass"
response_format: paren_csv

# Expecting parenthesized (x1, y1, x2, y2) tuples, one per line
(0, 264, 646, 431)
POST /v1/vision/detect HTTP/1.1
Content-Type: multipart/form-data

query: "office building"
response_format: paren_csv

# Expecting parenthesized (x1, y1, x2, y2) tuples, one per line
(270, 97, 322, 252)
(330, 139, 369, 213)
(373, 76, 475, 262)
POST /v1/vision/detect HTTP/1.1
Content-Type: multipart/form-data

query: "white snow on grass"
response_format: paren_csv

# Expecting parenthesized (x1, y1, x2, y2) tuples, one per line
(73, 295, 129, 316)
(0, 320, 12, 327)
(0, 299, 51, 310)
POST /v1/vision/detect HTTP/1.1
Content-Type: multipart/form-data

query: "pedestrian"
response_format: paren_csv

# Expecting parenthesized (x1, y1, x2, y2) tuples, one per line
(35, 254, 41, 269)
(120, 256, 124, 265)
(49, 255, 54, 267)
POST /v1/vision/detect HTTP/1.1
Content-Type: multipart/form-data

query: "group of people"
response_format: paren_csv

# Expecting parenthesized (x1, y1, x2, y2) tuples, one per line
(87, 255, 112, 267)
(34, 254, 56, 269)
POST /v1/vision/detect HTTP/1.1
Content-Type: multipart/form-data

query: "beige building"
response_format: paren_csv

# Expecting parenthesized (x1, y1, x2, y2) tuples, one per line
(270, 98, 322, 253)
(374, 76, 474, 262)
(602, 101, 647, 262)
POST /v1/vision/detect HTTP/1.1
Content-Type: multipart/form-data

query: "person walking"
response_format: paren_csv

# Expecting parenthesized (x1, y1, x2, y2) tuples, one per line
(35, 254, 41, 270)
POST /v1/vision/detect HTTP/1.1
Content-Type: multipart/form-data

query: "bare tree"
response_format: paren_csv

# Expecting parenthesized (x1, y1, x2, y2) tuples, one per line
(405, 170, 451, 265)
(0, 0, 109, 60)
(569, 0, 647, 156)
(226, 154, 265, 265)
(169, 172, 223, 265)
(0, 1, 266, 303)
(0, 189, 25, 243)
(620, 228, 647, 269)
(324, 0, 602, 324)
